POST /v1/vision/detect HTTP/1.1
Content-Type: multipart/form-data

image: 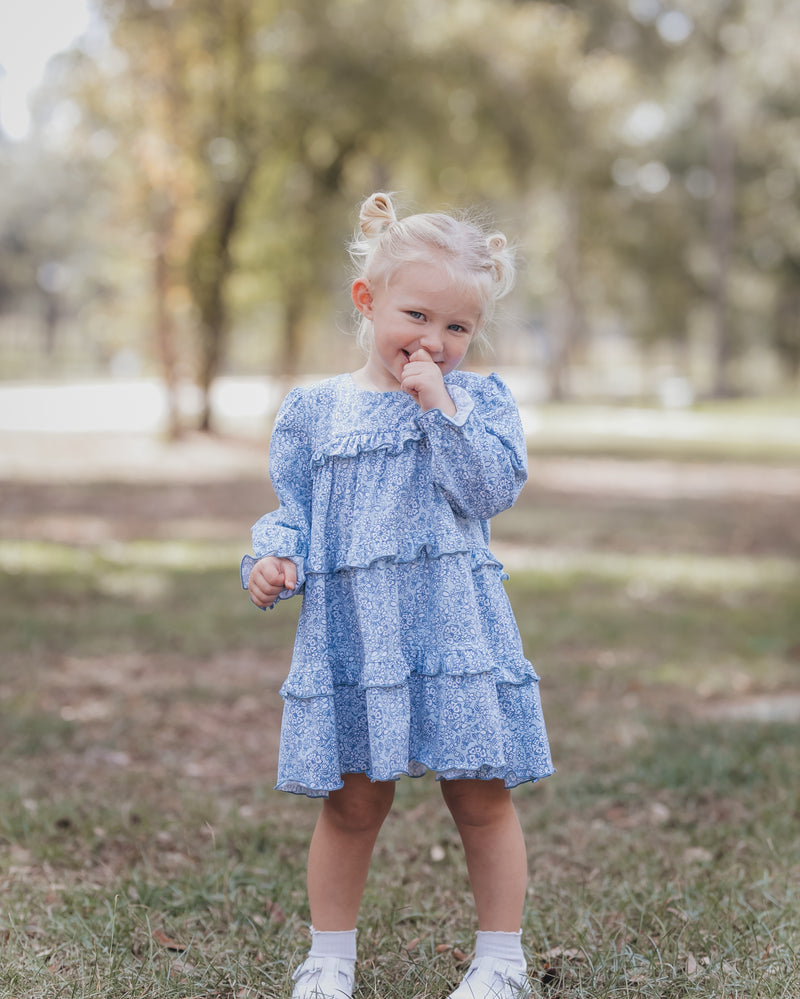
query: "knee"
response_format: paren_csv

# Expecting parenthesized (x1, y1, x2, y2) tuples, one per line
(324, 775, 394, 834)
(441, 779, 513, 830)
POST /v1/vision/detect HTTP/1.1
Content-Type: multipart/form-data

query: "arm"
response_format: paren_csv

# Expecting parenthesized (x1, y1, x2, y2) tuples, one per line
(241, 387, 312, 606)
(416, 374, 528, 520)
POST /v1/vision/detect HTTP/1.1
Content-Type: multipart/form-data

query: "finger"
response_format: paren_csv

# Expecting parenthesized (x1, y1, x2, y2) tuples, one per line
(250, 570, 276, 602)
(257, 561, 284, 589)
(399, 370, 421, 396)
(408, 348, 433, 363)
(282, 561, 298, 591)
(248, 585, 269, 608)
(249, 574, 271, 597)
(263, 562, 282, 583)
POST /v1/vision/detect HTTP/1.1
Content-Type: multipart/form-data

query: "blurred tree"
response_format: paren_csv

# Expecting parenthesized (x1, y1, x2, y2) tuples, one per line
(238, 0, 451, 376)
(667, 0, 800, 394)
(442, 2, 637, 398)
(79, 0, 475, 426)
(6, 0, 797, 407)
(0, 119, 110, 372)
(576, 0, 800, 396)
(735, 0, 800, 386)
(85, 0, 286, 432)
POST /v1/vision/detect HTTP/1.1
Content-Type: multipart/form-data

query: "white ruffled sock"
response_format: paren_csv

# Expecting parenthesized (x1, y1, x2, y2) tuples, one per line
(474, 929, 526, 970)
(308, 927, 357, 965)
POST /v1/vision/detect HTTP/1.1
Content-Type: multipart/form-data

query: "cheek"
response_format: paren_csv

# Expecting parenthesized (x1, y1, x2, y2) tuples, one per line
(450, 337, 473, 360)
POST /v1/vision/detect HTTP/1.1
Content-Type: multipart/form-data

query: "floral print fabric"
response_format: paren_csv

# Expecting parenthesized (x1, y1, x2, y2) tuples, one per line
(241, 371, 554, 797)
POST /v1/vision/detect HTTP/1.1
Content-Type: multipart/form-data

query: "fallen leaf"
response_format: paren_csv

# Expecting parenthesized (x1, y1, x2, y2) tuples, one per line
(544, 946, 583, 960)
(152, 928, 186, 952)
(649, 802, 671, 824)
(405, 937, 420, 952)
(452, 948, 469, 962)
(682, 847, 713, 864)
(435, 943, 451, 954)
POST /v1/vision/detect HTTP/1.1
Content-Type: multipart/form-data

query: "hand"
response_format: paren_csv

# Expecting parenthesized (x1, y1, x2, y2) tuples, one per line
(248, 556, 298, 608)
(400, 348, 456, 415)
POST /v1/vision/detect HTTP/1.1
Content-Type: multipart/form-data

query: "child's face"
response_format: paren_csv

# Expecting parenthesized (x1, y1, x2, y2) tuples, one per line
(352, 253, 483, 392)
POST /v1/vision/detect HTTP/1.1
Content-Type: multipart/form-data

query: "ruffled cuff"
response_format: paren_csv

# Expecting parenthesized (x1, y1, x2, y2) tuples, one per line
(240, 554, 306, 609)
(417, 384, 475, 430)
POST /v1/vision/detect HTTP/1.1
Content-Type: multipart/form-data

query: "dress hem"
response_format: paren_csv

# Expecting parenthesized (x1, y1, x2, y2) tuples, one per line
(275, 763, 556, 799)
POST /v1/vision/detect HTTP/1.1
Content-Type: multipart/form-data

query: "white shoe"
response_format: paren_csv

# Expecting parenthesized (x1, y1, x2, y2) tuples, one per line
(291, 956, 355, 999)
(447, 957, 531, 999)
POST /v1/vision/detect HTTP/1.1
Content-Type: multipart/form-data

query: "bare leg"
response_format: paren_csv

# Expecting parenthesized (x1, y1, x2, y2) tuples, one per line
(440, 779, 528, 931)
(307, 773, 395, 930)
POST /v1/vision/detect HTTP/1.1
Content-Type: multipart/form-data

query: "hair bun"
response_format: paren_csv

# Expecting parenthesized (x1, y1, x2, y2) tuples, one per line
(487, 233, 506, 254)
(359, 192, 397, 239)
(487, 231, 515, 298)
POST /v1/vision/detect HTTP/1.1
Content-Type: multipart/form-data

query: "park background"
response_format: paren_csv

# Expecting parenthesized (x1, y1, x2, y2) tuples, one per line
(0, 1, 798, 997)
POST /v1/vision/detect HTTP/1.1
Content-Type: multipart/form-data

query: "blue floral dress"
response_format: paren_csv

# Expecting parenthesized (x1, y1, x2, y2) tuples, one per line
(241, 370, 554, 798)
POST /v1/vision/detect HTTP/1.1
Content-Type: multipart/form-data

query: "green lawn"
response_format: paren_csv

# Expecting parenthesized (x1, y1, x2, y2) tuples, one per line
(1, 444, 799, 997)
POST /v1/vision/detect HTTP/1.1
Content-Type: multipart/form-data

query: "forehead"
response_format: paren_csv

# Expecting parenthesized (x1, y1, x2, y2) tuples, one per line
(386, 256, 486, 317)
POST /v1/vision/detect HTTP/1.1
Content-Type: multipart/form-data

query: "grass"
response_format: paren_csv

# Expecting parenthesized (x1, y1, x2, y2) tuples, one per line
(1, 445, 799, 997)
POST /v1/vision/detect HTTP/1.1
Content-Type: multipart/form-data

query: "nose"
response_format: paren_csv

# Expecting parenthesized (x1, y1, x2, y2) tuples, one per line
(419, 325, 444, 354)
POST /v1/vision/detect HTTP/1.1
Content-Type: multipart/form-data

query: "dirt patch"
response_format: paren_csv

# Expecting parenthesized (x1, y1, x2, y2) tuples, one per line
(3, 432, 799, 558)
(529, 455, 800, 500)
(2, 430, 799, 496)
(0, 430, 267, 483)
(5, 648, 288, 799)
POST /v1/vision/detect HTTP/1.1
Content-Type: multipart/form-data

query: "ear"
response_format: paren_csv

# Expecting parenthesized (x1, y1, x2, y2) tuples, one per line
(351, 278, 373, 318)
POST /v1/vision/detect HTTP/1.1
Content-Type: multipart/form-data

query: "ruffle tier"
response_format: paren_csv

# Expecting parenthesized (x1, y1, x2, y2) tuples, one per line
(310, 425, 427, 467)
(249, 380, 509, 580)
(272, 553, 554, 797)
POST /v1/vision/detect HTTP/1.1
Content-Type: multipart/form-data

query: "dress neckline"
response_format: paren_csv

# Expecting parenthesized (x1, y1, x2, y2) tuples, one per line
(346, 372, 406, 397)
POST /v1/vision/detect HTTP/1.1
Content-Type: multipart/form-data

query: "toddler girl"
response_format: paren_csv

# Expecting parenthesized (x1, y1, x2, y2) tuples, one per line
(242, 192, 554, 999)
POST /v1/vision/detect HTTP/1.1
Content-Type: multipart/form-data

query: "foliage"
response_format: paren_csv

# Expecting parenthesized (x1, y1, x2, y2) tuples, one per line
(1, 0, 799, 416)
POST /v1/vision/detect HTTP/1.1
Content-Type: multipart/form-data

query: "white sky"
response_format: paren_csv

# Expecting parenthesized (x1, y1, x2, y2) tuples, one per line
(0, 0, 92, 139)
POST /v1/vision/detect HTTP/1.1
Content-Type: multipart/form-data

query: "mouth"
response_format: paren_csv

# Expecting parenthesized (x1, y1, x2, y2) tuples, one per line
(401, 349, 411, 360)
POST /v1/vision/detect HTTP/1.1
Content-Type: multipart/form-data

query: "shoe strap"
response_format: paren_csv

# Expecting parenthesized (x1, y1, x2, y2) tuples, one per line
(293, 957, 353, 996)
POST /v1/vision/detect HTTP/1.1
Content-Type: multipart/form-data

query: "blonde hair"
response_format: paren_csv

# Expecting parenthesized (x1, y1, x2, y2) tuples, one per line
(349, 192, 516, 351)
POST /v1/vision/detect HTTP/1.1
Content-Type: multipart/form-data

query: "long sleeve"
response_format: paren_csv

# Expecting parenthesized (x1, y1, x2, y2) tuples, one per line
(416, 373, 528, 521)
(241, 387, 312, 600)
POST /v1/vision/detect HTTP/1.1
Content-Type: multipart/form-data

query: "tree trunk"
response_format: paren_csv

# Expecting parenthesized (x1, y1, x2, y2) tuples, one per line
(281, 294, 305, 377)
(709, 57, 736, 398)
(192, 170, 254, 432)
(774, 281, 800, 382)
(153, 198, 182, 439)
(548, 192, 585, 401)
